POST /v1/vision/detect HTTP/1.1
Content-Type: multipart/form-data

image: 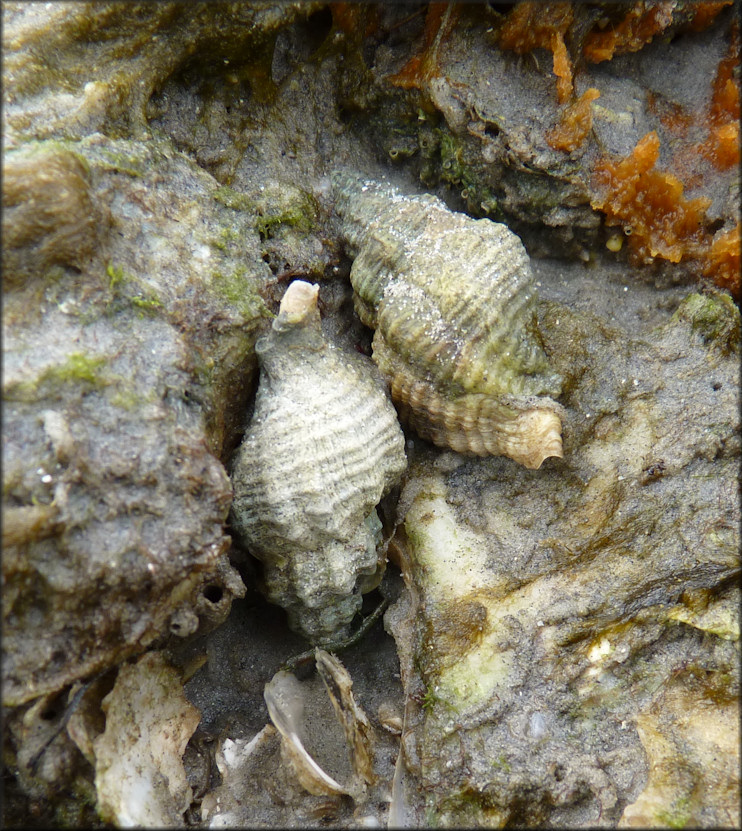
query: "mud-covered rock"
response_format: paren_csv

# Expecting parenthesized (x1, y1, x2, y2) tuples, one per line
(2, 1, 323, 144)
(1, 131, 279, 708)
(337, 3, 739, 293)
(387, 281, 740, 827)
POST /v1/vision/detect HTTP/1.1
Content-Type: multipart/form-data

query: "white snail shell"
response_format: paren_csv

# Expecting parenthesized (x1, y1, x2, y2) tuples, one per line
(333, 173, 564, 469)
(231, 280, 407, 643)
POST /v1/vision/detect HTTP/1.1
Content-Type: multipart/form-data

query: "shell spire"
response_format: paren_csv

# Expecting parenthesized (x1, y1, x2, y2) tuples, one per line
(333, 171, 564, 469)
(231, 280, 407, 643)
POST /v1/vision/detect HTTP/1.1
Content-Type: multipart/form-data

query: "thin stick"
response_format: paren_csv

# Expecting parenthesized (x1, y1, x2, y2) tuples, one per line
(281, 596, 390, 673)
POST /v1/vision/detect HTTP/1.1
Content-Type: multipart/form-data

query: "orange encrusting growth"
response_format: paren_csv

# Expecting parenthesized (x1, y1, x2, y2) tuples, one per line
(592, 130, 740, 299)
(546, 88, 600, 151)
(687, 1, 734, 31)
(583, 2, 675, 63)
(583, 1, 730, 63)
(591, 132, 711, 264)
(704, 122, 741, 170)
(498, 2, 574, 103)
(387, 3, 459, 90)
(701, 21, 740, 170)
(704, 224, 741, 300)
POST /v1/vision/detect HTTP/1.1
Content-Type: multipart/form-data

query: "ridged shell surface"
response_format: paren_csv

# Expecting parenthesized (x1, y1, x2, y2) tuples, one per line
(231, 281, 407, 644)
(332, 172, 564, 469)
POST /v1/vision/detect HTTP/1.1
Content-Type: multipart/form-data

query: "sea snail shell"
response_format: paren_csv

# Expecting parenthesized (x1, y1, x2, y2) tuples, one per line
(332, 172, 565, 469)
(230, 280, 407, 643)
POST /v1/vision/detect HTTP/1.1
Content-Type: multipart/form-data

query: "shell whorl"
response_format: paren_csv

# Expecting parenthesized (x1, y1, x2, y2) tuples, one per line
(231, 280, 407, 643)
(333, 172, 564, 469)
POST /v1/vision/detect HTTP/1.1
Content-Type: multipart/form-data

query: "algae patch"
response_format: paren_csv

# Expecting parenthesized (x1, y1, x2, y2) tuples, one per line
(213, 182, 319, 239)
(3, 352, 112, 403)
(104, 263, 163, 318)
(671, 290, 740, 355)
(208, 265, 271, 323)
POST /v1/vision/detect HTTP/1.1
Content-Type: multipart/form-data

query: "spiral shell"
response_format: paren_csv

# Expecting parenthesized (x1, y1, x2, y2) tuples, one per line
(332, 173, 564, 469)
(230, 280, 407, 643)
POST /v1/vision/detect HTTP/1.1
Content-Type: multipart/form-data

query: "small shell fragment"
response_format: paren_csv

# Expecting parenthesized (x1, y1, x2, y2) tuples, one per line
(316, 648, 376, 788)
(264, 651, 376, 802)
(264, 670, 349, 797)
(230, 280, 407, 643)
(333, 172, 565, 469)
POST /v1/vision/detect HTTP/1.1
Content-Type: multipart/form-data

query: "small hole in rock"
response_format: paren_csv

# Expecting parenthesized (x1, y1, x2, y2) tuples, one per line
(712, 381, 722, 391)
(40, 707, 58, 721)
(50, 650, 66, 668)
(203, 585, 223, 604)
(305, 6, 333, 49)
(708, 219, 726, 234)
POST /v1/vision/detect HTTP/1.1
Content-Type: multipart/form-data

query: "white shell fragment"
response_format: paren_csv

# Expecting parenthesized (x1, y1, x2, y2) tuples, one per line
(333, 172, 565, 469)
(231, 280, 407, 643)
(263, 650, 377, 802)
(315, 648, 376, 790)
(91, 652, 201, 828)
(264, 670, 349, 797)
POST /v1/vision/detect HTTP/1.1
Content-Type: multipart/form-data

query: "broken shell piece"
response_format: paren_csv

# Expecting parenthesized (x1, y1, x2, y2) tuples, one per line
(333, 172, 565, 469)
(264, 651, 377, 802)
(264, 670, 349, 797)
(92, 652, 200, 828)
(315, 648, 376, 788)
(377, 702, 404, 736)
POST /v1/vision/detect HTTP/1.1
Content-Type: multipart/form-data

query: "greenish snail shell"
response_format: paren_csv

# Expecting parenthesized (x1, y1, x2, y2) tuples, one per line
(230, 280, 407, 644)
(332, 172, 564, 469)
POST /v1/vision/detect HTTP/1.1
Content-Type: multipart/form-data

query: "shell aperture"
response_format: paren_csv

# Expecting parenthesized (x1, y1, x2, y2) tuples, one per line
(230, 280, 407, 643)
(333, 173, 564, 469)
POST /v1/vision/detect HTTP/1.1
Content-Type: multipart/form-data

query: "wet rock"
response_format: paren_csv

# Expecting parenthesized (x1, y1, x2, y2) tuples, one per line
(387, 278, 740, 827)
(2, 2, 324, 144)
(619, 651, 740, 828)
(1, 131, 279, 710)
(342, 3, 739, 291)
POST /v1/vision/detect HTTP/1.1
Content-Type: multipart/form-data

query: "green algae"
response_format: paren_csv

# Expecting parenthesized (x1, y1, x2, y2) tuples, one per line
(3, 352, 111, 403)
(213, 183, 318, 239)
(105, 263, 164, 318)
(438, 130, 502, 219)
(208, 264, 271, 323)
(672, 290, 741, 355)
